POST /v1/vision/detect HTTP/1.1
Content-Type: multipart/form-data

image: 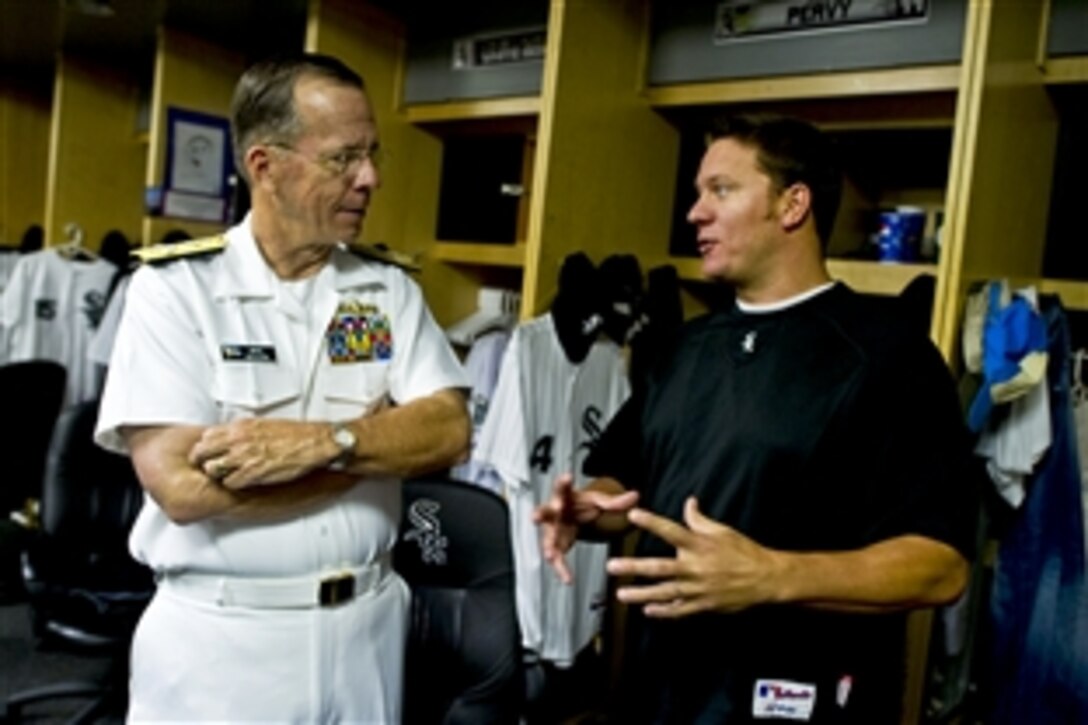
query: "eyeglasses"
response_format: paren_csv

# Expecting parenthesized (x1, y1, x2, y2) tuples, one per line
(268, 141, 384, 178)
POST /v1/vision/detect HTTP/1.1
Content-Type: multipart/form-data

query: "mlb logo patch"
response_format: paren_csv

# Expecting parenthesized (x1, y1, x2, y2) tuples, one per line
(752, 679, 816, 721)
(326, 300, 393, 363)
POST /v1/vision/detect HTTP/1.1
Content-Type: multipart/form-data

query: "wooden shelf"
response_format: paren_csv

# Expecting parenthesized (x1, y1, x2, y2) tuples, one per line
(1044, 56, 1088, 85)
(668, 256, 704, 282)
(403, 96, 540, 123)
(670, 256, 936, 297)
(644, 64, 962, 108)
(827, 259, 937, 295)
(141, 217, 226, 247)
(1040, 278, 1088, 311)
(430, 241, 526, 268)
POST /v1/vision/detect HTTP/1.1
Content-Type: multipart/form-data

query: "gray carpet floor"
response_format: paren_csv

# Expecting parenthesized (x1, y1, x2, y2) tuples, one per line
(0, 600, 120, 723)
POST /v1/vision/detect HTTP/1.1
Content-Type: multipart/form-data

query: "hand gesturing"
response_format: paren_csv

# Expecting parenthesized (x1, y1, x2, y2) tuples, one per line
(607, 497, 782, 618)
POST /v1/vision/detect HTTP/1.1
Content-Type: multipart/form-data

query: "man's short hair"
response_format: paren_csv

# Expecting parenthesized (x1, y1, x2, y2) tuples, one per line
(709, 114, 843, 248)
(230, 53, 365, 182)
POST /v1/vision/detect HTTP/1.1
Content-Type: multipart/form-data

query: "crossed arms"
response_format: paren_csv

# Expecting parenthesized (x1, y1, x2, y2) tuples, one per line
(124, 388, 470, 525)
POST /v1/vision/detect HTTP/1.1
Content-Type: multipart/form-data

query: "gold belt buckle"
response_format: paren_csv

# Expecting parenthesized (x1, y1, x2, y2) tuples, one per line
(319, 573, 355, 607)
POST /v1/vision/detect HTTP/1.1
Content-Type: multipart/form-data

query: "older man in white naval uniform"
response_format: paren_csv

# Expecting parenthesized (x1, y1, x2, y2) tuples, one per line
(96, 54, 470, 723)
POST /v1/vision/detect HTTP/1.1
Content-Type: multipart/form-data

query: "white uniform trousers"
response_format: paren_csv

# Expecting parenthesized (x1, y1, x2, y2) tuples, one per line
(128, 573, 409, 723)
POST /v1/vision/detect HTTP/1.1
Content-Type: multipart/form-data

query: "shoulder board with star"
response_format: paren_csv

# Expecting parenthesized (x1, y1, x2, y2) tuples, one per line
(345, 242, 421, 273)
(131, 235, 227, 266)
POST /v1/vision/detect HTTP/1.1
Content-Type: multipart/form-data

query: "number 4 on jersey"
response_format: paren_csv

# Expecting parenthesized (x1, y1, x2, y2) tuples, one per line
(530, 435, 554, 474)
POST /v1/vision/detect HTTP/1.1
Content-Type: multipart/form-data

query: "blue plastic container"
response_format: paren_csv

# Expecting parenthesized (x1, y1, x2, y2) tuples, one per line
(875, 207, 926, 262)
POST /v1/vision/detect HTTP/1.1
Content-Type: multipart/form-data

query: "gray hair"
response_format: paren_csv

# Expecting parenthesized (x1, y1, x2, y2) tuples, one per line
(230, 53, 365, 182)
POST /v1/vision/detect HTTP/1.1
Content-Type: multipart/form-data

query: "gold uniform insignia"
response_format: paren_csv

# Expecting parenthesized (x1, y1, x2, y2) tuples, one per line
(132, 235, 227, 265)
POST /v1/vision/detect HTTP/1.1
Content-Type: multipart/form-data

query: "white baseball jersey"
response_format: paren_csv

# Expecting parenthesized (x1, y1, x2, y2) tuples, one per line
(0, 251, 16, 364)
(0, 249, 116, 404)
(451, 328, 511, 493)
(0, 250, 19, 298)
(87, 273, 131, 367)
(474, 313, 629, 666)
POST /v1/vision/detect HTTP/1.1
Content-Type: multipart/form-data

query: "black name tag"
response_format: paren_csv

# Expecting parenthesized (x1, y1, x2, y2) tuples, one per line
(220, 344, 277, 363)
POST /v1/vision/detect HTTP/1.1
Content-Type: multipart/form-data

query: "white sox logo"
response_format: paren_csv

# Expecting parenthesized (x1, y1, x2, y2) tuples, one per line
(83, 290, 107, 329)
(577, 406, 603, 454)
(530, 405, 605, 473)
(404, 498, 448, 565)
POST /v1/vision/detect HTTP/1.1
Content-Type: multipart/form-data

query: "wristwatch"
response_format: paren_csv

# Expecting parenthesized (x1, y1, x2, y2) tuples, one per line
(329, 423, 357, 471)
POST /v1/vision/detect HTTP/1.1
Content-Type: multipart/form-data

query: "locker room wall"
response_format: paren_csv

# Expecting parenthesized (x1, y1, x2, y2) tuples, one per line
(0, 76, 51, 247)
(44, 55, 145, 250)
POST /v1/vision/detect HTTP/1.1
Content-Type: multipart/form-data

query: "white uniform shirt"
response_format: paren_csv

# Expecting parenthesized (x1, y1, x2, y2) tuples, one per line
(96, 217, 467, 577)
(0, 249, 116, 404)
(474, 314, 629, 666)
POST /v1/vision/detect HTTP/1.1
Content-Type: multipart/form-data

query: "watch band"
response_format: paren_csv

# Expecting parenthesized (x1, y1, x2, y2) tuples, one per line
(329, 423, 357, 471)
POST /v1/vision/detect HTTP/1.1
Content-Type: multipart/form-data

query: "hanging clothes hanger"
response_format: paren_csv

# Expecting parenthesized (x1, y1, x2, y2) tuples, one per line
(56, 222, 98, 261)
(445, 287, 520, 347)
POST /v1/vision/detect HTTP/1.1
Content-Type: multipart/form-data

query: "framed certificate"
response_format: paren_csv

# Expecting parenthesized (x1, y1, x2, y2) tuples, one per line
(162, 107, 232, 221)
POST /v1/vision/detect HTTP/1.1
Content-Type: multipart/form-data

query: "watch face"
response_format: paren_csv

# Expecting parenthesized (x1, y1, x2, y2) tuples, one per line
(334, 426, 356, 451)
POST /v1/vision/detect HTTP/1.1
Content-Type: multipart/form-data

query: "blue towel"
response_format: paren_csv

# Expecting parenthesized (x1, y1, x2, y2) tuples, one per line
(967, 281, 1048, 432)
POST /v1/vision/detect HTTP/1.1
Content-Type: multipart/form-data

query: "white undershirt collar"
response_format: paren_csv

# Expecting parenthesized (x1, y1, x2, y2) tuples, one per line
(735, 281, 837, 315)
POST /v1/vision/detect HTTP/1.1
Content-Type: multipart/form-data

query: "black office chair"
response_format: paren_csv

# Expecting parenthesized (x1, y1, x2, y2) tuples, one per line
(395, 477, 522, 725)
(3, 400, 153, 724)
(0, 360, 67, 517)
(0, 360, 66, 601)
